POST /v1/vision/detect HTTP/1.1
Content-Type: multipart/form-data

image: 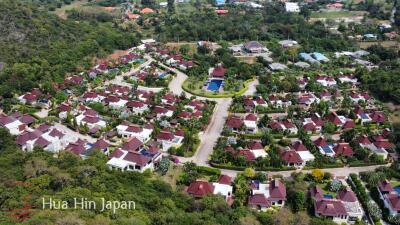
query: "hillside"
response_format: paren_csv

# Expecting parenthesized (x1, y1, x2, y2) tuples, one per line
(0, 0, 138, 97)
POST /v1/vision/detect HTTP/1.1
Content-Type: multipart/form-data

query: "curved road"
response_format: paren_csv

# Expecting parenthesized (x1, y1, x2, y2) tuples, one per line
(143, 55, 388, 179)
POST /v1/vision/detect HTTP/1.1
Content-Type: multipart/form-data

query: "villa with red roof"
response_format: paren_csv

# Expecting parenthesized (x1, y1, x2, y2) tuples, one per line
(314, 199, 348, 223)
(243, 114, 258, 133)
(310, 183, 364, 223)
(187, 175, 233, 203)
(226, 116, 244, 133)
(356, 135, 389, 159)
(116, 121, 153, 142)
(107, 147, 160, 173)
(248, 179, 286, 211)
(126, 100, 149, 114)
(156, 129, 184, 151)
(378, 180, 400, 216)
(209, 64, 227, 78)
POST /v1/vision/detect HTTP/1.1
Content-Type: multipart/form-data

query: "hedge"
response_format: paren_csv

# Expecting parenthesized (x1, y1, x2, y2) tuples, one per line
(347, 173, 372, 221)
(196, 166, 221, 176)
(348, 161, 386, 167)
(229, 107, 286, 114)
(210, 162, 296, 172)
(303, 163, 344, 170)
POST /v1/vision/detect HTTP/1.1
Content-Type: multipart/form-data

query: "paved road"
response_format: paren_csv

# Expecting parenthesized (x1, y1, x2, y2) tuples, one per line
(177, 98, 232, 165)
(242, 79, 259, 96)
(35, 109, 49, 118)
(218, 164, 388, 179)
(54, 123, 97, 143)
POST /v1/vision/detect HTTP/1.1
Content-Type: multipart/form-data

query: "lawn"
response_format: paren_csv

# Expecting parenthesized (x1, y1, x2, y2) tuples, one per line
(310, 10, 365, 19)
(182, 78, 249, 98)
(54, 0, 89, 19)
(317, 182, 337, 198)
(157, 164, 183, 190)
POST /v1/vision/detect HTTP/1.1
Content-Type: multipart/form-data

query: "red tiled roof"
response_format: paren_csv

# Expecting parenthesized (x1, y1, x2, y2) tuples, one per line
(0, 115, 15, 126)
(48, 128, 64, 138)
(34, 136, 50, 148)
(342, 120, 355, 129)
(244, 41, 263, 50)
(315, 199, 347, 217)
(314, 137, 327, 147)
(291, 141, 307, 152)
(248, 194, 270, 208)
(226, 116, 244, 129)
(357, 135, 372, 145)
(109, 149, 124, 159)
(187, 181, 214, 198)
(82, 116, 100, 124)
(16, 130, 42, 146)
(327, 112, 342, 125)
(66, 142, 86, 155)
(248, 141, 263, 150)
(237, 150, 256, 161)
(303, 122, 316, 131)
(310, 186, 324, 201)
(378, 180, 394, 193)
(281, 150, 303, 164)
(83, 92, 98, 99)
(156, 130, 175, 141)
(127, 101, 145, 108)
(123, 152, 152, 167)
(121, 137, 143, 152)
(333, 142, 353, 157)
(218, 175, 232, 185)
(269, 179, 286, 201)
(370, 111, 385, 123)
(337, 188, 357, 202)
(243, 98, 255, 107)
(211, 65, 226, 78)
(92, 139, 110, 150)
(126, 125, 143, 133)
(387, 194, 400, 211)
(58, 103, 71, 112)
(245, 114, 257, 121)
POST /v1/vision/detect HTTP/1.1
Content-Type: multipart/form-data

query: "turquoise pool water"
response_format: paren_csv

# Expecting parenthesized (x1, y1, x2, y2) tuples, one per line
(207, 79, 223, 91)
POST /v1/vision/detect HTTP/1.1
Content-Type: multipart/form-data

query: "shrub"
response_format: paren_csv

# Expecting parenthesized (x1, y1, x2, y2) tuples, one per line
(196, 166, 221, 176)
(329, 179, 343, 192)
(367, 201, 382, 220)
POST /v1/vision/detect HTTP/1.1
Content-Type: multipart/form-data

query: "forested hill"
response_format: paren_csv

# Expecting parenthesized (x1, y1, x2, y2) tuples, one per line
(0, 0, 138, 97)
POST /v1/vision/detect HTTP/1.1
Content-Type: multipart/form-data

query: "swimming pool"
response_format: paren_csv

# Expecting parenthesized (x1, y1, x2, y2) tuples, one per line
(207, 79, 223, 91)
(159, 73, 168, 79)
(323, 194, 333, 199)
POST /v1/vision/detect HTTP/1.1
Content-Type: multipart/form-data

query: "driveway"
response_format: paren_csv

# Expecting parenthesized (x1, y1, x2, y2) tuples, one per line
(178, 98, 232, 166)
(54, 123, 97, 143)
(106, 57, 164, 92)
(242, 79, 259, 96)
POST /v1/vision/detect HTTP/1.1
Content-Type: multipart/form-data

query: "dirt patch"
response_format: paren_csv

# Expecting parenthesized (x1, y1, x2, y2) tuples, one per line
(91, 49, 130, 64)
(358, 41, 400, 49)
(54, 0, 88, 19)
(165, 42, 198, 56)
(158, 165, 183, 190)
(236, 56, 256, 64)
